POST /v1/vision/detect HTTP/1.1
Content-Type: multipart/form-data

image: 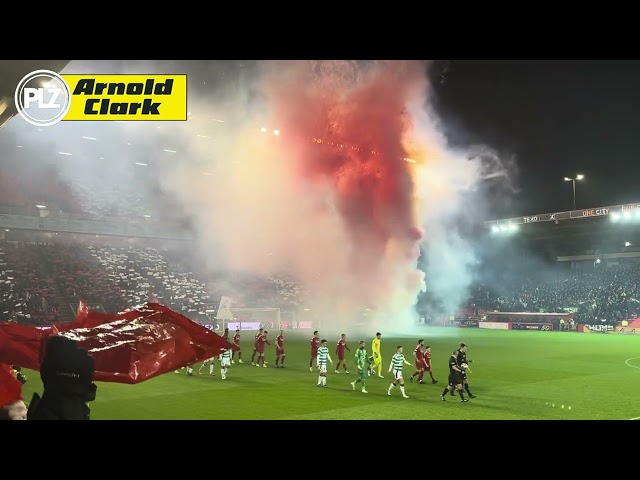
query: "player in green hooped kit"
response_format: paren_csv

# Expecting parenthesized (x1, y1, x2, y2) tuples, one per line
(350, 340, 369, 394)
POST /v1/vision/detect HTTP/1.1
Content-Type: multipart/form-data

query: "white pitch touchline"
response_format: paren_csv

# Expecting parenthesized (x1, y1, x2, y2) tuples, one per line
(630, 417, 640, 420)
(624, 357, 640, 370)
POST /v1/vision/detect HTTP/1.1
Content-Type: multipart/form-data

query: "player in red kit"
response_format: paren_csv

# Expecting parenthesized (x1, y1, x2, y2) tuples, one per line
(275, 330, 286, 368)
(251, 328, 264, 365)
(335, 334, 351, 373)
(410, 339, 425, 383)
(310, 330, 320, 371)
(232, 329, 243, 364)
(255, 330, 271, 367)
(422, 345, 438, 384)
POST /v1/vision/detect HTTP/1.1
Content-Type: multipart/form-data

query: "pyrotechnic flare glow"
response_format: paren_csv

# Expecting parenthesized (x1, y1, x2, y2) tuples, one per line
(163, 60, 491, 335)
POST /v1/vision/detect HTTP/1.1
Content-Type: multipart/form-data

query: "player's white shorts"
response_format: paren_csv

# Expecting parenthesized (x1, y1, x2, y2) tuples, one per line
(221, 358, 231, 368)
(318, 364, 328, 374)
(393, 369, 403, 380)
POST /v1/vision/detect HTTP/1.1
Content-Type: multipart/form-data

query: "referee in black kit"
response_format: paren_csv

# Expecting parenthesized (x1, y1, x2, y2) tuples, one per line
(456, 343, 476, 398)
(441, 349, 468, 402)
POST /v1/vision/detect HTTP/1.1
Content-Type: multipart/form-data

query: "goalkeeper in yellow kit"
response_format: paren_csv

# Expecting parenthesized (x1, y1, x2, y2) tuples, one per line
(369, 332, 384, 378)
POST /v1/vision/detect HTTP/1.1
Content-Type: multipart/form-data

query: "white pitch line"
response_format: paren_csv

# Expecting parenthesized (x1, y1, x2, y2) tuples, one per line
(624, 359, 640, 419)
(624, 357, 640, 370)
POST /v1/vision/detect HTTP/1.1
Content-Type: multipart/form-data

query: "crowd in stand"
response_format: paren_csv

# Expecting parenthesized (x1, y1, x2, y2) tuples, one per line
(89, 245, 214, 322)
(0, 168, 83, 216)
(0, 241, 305, 325)
(467, 264, 640, 325)
(0, 242, 61, 325)
(2, 239, 640, 327)
(68, 180, 151, 219)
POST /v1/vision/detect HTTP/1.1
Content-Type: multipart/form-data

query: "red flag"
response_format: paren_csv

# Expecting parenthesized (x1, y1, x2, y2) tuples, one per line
(0, 302, 233, 384)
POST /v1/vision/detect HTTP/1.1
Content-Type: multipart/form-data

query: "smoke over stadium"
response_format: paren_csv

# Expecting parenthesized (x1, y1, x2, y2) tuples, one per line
(0, 60, 506, 336)
(3, 60, 640, 421)
(156, 60, 498, 334)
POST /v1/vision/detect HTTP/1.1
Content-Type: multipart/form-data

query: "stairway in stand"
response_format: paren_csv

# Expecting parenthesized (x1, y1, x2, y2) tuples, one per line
(52, 288, 75, 323)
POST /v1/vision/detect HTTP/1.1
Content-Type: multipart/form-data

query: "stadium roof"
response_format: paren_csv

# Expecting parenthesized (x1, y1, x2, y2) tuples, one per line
(485, 202, 640, 258)
(0, 61, 243, 221)
(0, 60, 71, 128)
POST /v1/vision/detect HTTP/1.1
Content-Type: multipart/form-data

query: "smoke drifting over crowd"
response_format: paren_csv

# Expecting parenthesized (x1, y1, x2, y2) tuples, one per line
(162, 60, 498, 334)
(2, 60, 506, 336)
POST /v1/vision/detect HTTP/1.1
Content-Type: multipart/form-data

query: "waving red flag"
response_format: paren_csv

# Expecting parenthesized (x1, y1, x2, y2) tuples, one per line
(0, 302, 233, 384)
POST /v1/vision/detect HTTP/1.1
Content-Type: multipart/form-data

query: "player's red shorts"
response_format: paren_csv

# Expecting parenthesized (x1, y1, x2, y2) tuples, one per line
(415, 361, 424, 370)
(423, 362, 431, 372)
(337, 354, 345, 362)
(256, 347, 265, 354)
(276, 348, 285, 356)
(311, 349, 318, 358)
(233, 344, 241, 352)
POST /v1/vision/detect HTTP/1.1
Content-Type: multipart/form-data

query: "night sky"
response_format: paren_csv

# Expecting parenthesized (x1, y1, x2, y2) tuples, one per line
(430, 60, 640, 220)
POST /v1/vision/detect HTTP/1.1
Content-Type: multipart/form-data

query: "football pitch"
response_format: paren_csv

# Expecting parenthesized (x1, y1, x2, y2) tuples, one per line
(21, 328, 640, 420)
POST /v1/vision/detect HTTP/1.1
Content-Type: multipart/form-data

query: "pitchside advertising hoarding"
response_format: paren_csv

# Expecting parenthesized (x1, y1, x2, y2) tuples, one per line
(579, 324, 637, 334)
(203, 321, 315, 331)
(451, 319, 479, 328)
(479, 321, 510, 330)
(580, 324, 615, 333)
(511, 322, 553, 331)
(614, 326, 638, 335)
(14, 70, 188, 127)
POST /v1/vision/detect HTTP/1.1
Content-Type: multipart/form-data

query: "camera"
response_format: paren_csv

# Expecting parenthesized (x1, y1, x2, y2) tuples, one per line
(11, 366, 27, 385)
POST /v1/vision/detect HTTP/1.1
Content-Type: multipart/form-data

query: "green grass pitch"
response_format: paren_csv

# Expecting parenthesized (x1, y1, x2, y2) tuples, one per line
(20, 328, 640, 420)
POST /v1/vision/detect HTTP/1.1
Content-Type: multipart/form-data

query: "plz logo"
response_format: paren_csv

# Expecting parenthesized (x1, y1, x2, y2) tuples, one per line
(23, 84, 63, 109)
(14, 70, 71, 127)
(14, 70, 187, 127)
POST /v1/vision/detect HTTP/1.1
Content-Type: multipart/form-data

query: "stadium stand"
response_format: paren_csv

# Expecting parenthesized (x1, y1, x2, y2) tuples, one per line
(3, 236, 640, 327)
(0, 239, 309, 326)
(465, 264, 640, 325)
(89, 245, 214, 322)
(0, 242, 61, 325)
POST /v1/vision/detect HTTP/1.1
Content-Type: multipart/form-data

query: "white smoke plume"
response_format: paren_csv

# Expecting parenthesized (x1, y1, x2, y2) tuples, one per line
(1, 60, 509, 338)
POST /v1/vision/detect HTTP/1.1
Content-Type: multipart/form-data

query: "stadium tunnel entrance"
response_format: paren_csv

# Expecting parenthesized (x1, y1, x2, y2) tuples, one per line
(0, 60, 71, 129)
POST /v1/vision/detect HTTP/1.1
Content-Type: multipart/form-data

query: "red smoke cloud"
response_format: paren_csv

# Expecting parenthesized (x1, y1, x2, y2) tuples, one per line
(263, 61, 426, 309)
(165, 60, 436, 332)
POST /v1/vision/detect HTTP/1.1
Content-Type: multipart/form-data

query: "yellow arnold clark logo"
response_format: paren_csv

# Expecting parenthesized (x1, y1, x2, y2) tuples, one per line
(62, 74, 187, 121)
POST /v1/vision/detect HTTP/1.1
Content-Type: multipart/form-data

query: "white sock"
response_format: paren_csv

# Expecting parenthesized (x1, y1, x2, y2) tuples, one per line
(389, 383, 395, 390)
(400, 385, 406, 395)
(199, 364, 204, 373)
(317, 376, 322, 385)
(322, 376, 327, 386)
(209, 364, 214, 374)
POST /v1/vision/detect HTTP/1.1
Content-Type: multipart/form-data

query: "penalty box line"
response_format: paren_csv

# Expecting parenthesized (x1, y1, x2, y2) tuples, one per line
(623, 359, 639, 419)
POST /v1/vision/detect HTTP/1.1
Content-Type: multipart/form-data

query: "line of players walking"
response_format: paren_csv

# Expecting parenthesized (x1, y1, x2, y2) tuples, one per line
(175, 327, 476, 402)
